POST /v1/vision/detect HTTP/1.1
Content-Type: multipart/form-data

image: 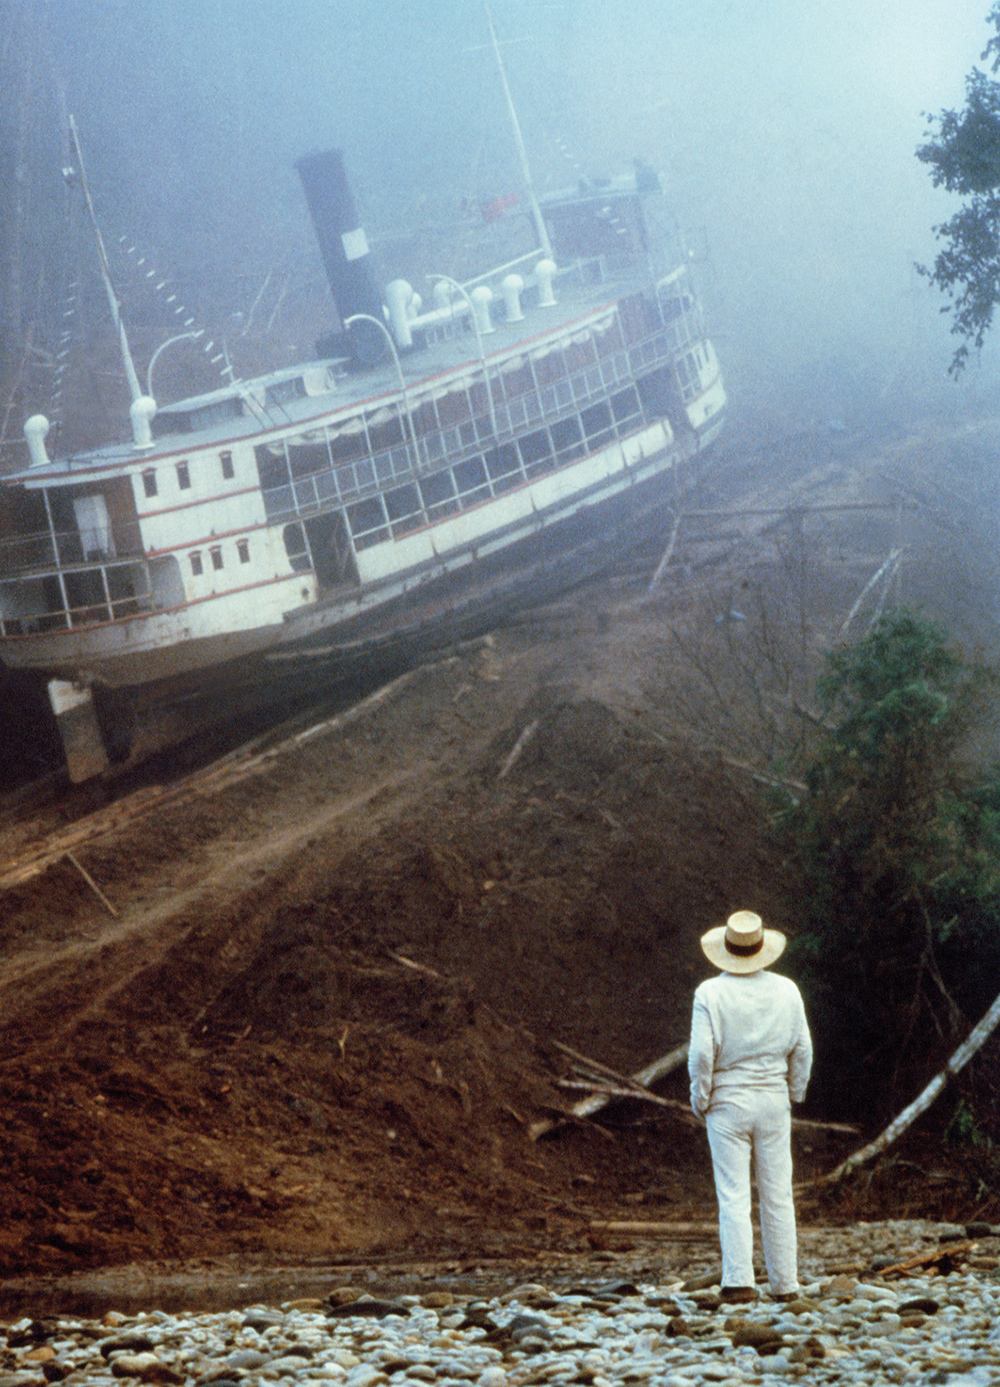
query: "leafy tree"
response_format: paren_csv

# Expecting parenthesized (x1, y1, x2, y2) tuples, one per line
(917, 5, 1000, 373)
(779, 610, 1000, 1118)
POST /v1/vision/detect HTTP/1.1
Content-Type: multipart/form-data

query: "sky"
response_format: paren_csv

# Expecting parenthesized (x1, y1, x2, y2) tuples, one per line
(20, 0, 1000, 424)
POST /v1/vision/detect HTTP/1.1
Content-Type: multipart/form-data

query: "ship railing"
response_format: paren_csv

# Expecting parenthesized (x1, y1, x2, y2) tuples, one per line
(0, 535, 153, 638)
(261, 362, 683, 557)
(0, 521, 146, 577)
(461, 248, 549, 293)
(260, 322, 680, 530)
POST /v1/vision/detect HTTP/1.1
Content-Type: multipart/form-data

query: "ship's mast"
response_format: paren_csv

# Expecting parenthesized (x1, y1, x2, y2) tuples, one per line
(68, 114, 143, 405)
(483, 2, 553, 260)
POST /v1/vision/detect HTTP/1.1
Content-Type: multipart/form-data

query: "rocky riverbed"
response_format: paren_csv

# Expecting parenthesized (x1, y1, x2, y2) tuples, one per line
(3, 1223, 1000, 1387)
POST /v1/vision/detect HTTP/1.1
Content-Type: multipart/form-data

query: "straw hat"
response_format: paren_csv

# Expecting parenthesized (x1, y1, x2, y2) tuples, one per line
(700, 910, 786, 975)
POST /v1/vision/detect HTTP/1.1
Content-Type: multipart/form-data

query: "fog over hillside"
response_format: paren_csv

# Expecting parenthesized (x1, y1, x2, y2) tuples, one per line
(4, 0, 998, 440)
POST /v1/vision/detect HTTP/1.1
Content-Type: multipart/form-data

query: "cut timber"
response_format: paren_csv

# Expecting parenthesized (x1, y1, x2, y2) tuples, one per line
(816, 987, 1000, 1185)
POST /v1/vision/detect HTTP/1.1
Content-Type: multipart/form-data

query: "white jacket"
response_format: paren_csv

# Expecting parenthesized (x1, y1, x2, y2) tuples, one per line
(688, 970, 813, 1118)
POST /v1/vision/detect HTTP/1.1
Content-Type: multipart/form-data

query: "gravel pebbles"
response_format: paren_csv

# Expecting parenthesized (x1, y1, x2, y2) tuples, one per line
(3, 1223, 999, 1387)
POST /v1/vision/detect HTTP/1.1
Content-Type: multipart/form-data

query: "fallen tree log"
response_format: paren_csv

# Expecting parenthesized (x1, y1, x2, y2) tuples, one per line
(876, 1242, 974, 1279)
(529, 1042, 690, 1140)
(590, 1220, 719, 1238)
(534, 1039, 859, 1141)
(814, 987, 1000, 1186)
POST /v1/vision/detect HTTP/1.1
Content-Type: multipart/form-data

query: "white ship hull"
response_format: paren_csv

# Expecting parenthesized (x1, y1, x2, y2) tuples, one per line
(0, 153, 726, 779)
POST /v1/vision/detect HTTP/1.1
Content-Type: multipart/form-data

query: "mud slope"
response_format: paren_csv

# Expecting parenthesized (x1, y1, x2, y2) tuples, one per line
(2, 416, 999, 1278)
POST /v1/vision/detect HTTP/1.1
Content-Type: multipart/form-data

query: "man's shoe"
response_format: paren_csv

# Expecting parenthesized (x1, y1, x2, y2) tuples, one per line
(772, 1291, 800, 1302)
(719, 1286, 758, 1304)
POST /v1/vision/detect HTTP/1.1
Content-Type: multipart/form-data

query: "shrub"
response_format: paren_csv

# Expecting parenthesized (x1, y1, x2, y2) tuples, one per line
(778, 610, 1000, 1118)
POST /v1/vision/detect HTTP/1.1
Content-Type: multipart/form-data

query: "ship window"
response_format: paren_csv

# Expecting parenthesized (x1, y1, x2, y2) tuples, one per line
(435, 387, 471, 428)
(564, 336, 598, 373)
(220, 451, 235, 479)
(532, 348, 568, 388)
(288, 439, 331, 479)
(453, 456, 488, 499)
(237, 538, 250, 563)
(283, 523, 312, 571)
(636, 366, 675, 415)
(550, 416, 585, 461)
(142, 469, 158, 498)
(611, 386, 640, 423)
(346, 497, 389, 550)
(210, 546, 224, 571)
(467, 380, 490, 422)
(595, 318, 625, 356)
(518, 429, 551, 473)
(675, 352, 698, 392)
(177, 461, 191, 490)
(419, 470, 458, 520)
(581, 401, 613, 443)
(255, 445, 290, 491)
(368, 414, 404, 453)
(189, 551, 203, 575)
(328, 428, 368, 463)
(411, 399, 437, 438)
(419, 471, 454, 506)
(499, 359, 534, 399)
(385, 484, 422, 537)
(385, 484, 421, 521)
(484, 443, 522, 493)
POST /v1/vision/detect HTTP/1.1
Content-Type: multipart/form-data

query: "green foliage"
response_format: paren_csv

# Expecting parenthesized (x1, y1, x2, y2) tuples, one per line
(779, 610, 1000, 1116)
(944, 1098, 987, 1148)
(917, 7, 1000, 373)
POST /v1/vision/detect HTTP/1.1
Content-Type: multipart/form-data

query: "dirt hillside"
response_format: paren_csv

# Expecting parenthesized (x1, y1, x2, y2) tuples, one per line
(1, 414, 999, 1284)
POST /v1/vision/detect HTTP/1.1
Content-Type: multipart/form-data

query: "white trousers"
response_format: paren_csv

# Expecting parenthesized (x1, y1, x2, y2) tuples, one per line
(705, 1087, 798, 1294)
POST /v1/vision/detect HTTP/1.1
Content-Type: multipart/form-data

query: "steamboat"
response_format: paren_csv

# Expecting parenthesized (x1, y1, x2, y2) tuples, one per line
(0, 47, 725, 781)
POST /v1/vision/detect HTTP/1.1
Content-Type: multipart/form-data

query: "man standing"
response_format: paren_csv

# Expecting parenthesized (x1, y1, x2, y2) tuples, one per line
(688, 910, 813, 1303)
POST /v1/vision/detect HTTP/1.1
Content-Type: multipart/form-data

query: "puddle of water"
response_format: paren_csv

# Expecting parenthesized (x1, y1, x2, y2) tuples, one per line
(0, 1257, 556, 1320)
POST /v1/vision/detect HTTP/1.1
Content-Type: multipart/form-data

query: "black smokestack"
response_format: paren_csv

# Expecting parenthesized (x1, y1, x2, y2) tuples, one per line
(296, 149, 386, 366)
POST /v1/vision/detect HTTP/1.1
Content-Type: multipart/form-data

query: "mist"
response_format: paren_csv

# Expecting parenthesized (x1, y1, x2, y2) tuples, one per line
(4, 0, 998, 441)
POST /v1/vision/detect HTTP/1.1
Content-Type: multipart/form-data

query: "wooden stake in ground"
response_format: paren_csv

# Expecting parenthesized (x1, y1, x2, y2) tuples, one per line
(817, 987, 1000, 1185)
(65, 851, 118, 918)
(647, 511, 683, 594)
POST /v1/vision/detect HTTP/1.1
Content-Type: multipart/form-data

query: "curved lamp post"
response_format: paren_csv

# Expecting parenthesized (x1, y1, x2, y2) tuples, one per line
(427, 273, 498, 440)
(343, 312, 417, 472)
(146, 331, 205, 398)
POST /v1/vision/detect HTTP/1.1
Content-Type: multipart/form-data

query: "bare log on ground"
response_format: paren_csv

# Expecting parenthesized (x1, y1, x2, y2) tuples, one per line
(590, 1220, 719, 1238)
(497, 719, 539, 782)
(530, 1041, 690, 1140)
(815, 988, 1000, 1186)
(876, 1242, 974, 1279)
(647, 511, 683, 594)
(839, 547, 904, 637)
(533, 1038, 860, 1141)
